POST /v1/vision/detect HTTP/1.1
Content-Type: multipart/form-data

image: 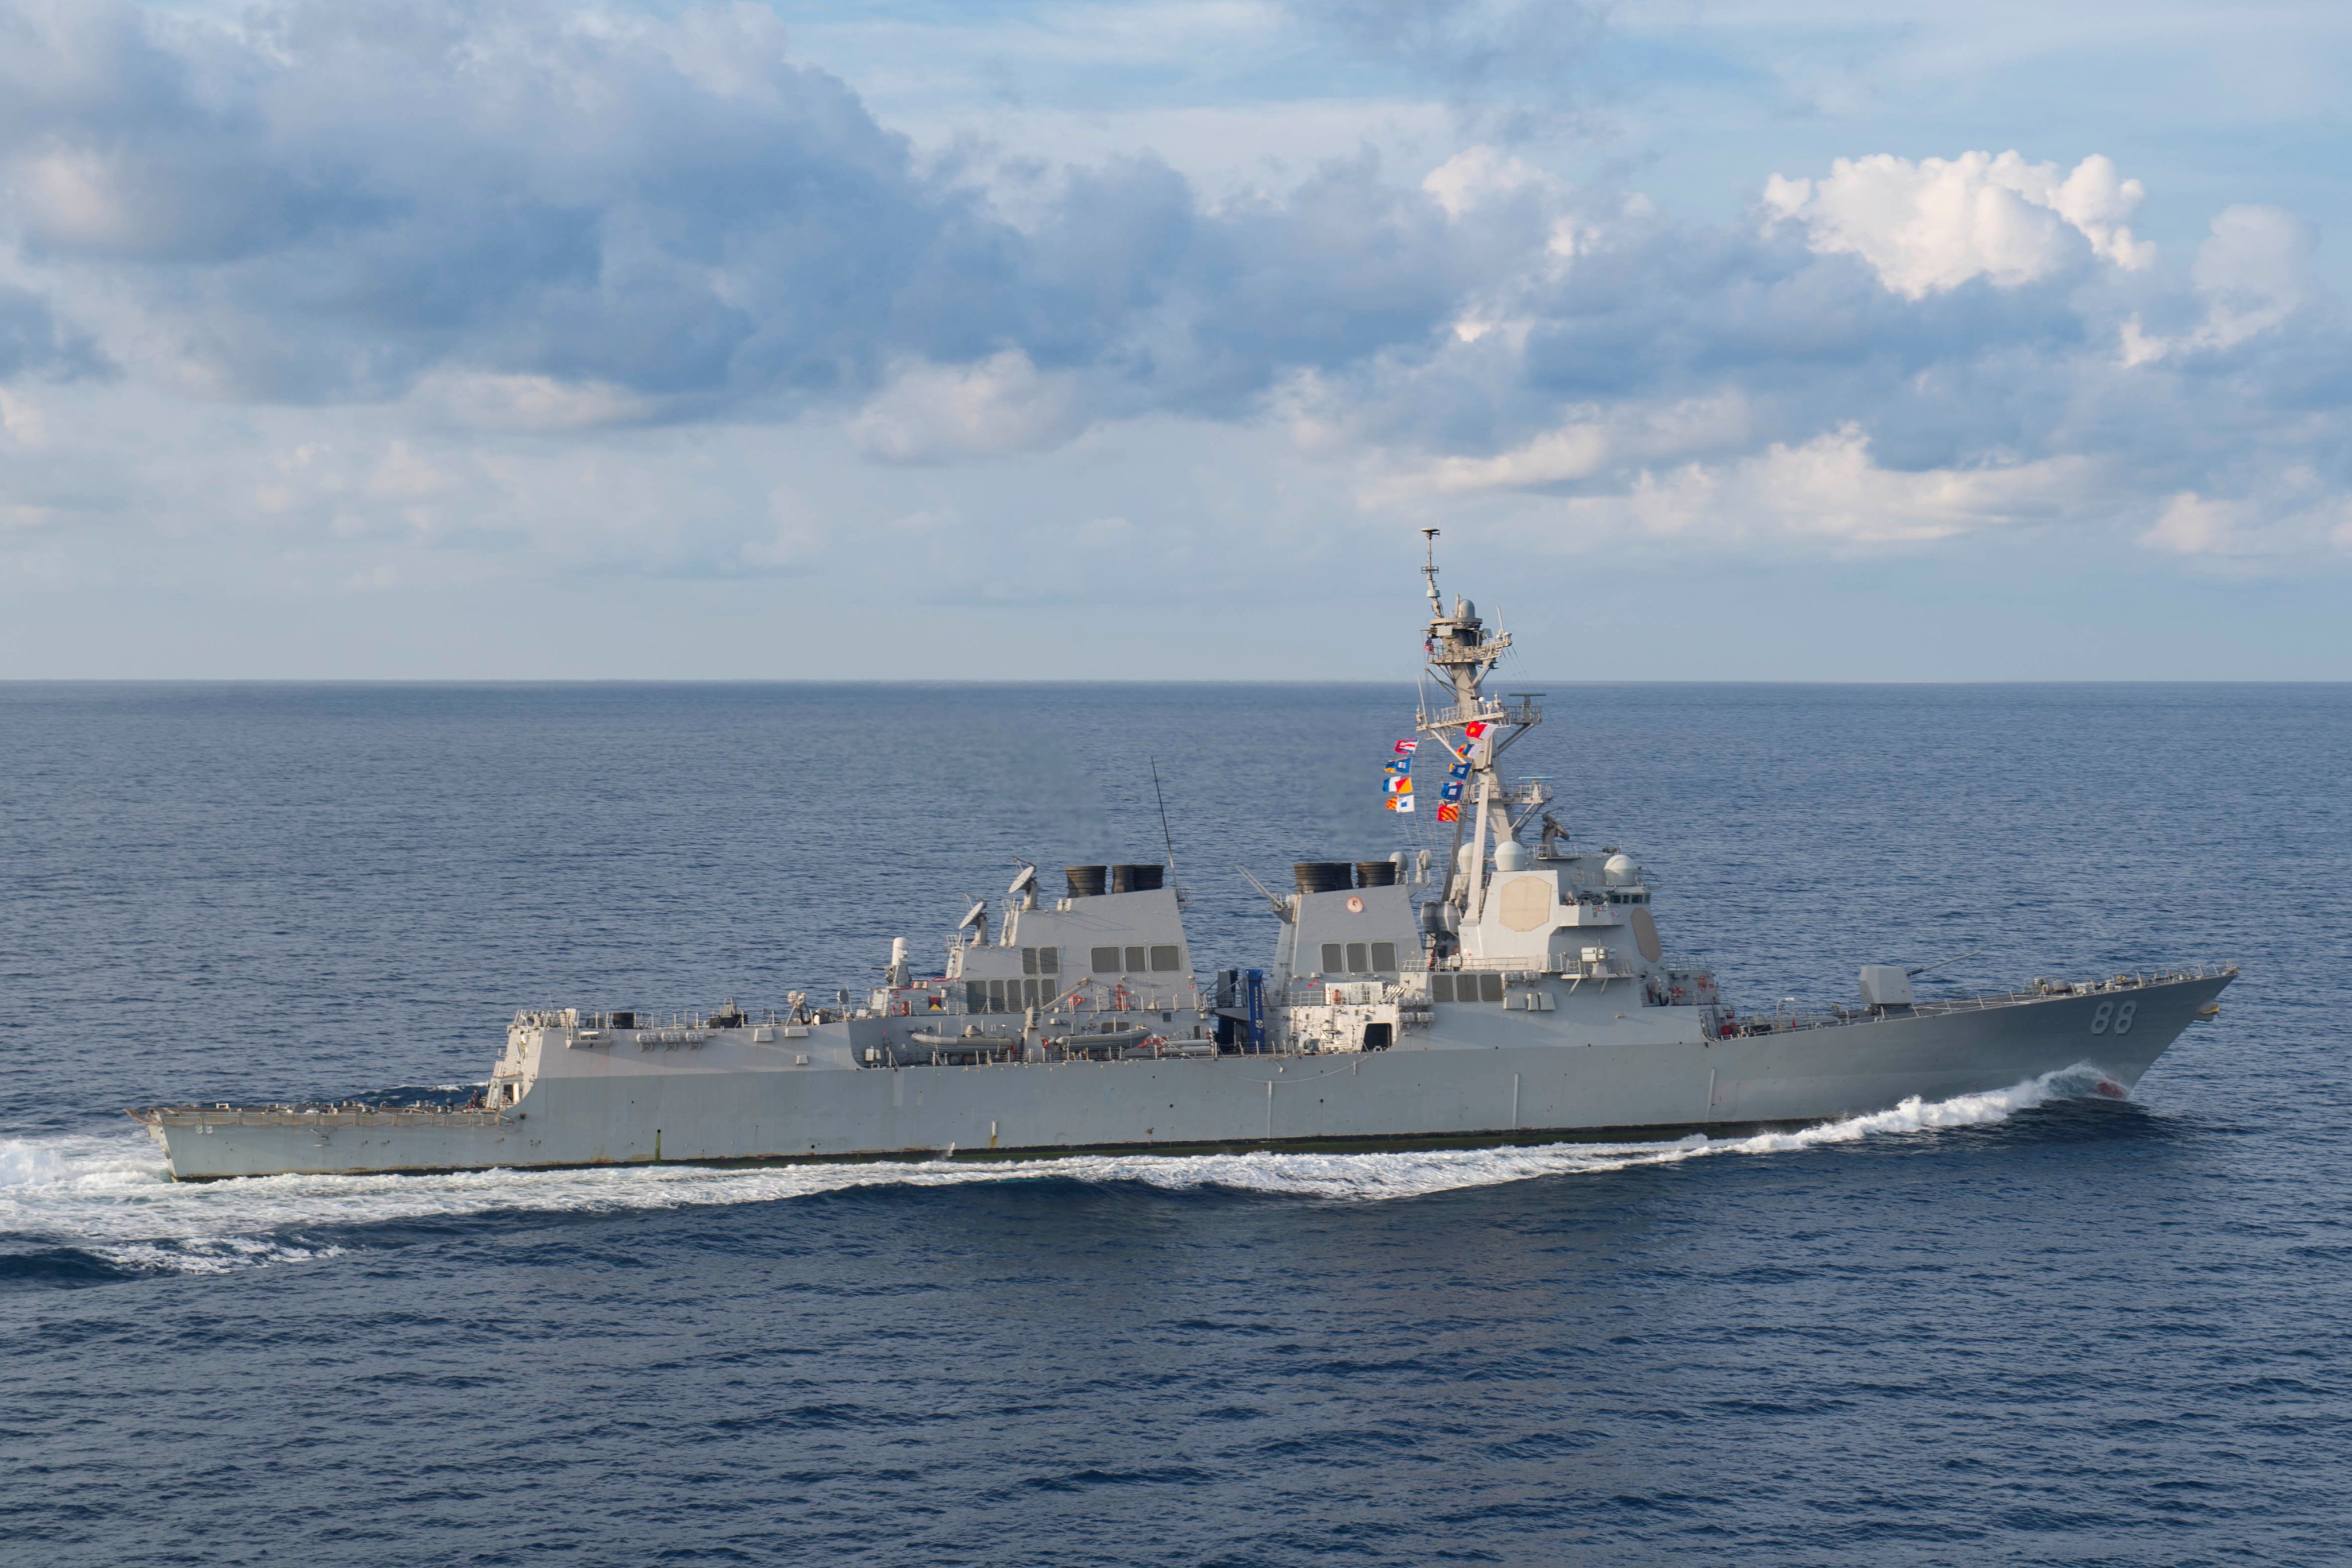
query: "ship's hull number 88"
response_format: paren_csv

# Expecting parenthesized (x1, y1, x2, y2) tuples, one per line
(2090, 999, 2136, 1035)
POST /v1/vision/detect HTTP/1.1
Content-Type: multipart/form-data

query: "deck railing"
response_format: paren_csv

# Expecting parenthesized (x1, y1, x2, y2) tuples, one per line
(137, 1106, 509, 1130)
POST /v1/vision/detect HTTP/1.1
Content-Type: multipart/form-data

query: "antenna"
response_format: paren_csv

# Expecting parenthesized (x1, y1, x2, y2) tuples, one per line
(1421, 527, 1443, 616)
(1150, 759, 1179, 872)
(1007, 862, 1037, 897)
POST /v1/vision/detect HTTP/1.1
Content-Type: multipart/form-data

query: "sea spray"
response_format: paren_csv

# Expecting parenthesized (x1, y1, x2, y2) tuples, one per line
(1, 1065, 2111, 1278)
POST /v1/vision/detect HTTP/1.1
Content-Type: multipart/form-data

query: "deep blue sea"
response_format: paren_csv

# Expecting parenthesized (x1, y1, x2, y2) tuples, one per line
(3, 682, 2349, 1566)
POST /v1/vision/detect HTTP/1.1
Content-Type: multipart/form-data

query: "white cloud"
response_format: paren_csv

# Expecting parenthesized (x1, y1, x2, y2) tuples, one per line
(415, 372, 666, 433)
(849, 351, 1085, 464)
(1764, 150, 2153, 298)
(2139, 484, 2352, 560)
(2118, 206, 2320, 364)
(1, 0, 2349, 675)
(741, 486, 827, 568)
(2188, 205, 2318, 347)
(1421, 145, 1549, 219)
(1517, 426, 2103, 547)
(2141, 493, 2241, 555)
(0, 388, 47, 447)
(16, 147, 147, 252)
(1377, 393, 1752, 498)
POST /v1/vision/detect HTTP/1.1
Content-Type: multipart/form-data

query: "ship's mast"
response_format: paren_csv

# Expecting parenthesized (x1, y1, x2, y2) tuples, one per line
(1413, 530, 1545, 925)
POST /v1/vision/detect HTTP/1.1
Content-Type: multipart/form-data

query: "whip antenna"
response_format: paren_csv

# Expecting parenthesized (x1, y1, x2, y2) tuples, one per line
(1150, 759, 1179, 873)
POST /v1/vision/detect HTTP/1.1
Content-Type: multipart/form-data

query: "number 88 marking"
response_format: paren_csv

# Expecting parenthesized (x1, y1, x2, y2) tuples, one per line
(2089, 999, 2137, 1036)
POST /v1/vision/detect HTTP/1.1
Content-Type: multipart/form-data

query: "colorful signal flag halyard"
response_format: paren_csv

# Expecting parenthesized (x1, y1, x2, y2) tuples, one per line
(1437, 802, 1459, 822)
(1385, 739, 1420, 810)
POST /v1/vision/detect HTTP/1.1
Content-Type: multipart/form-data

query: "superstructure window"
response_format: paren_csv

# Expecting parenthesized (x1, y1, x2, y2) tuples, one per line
(1431, 974, 1454, 1002)
(1149, 945, 1181, 972)
(1478, 973, 1505, 1003)
(1125, 945, 1147, 972)
(1346, 943, 1368, 973)
(987, 979, 1007, 1013)
(1091, 947, 1121, 974)
(965, 982, 984, 1011)
(1022, 948, 1038, 975)
(1320, 943, 1343, 973)
(1039, 947, 1059, 974)
(1371, 942, 1397, 971)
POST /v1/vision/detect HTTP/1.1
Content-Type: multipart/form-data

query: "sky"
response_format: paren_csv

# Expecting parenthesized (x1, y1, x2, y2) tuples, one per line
(1, 0, 2348, 680)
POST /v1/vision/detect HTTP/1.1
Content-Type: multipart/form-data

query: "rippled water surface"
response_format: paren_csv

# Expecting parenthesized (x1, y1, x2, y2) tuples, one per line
(3, 681, 2347, 1565)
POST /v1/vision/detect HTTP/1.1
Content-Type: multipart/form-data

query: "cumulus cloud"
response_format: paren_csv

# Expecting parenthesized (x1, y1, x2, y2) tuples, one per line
(1376, 392, 1752, 497)
(849, 350, 1084, 463)
(1763, 151, 2154, 299)
(0, 387, 45, 446)
(1428, 423, 2104, 554)
(1420, 145, 1550, 220)
(2141, 481, 2352, 562)
(1293, 0, 1605, 130)
(2121, 206, 2322, 367)
(0, 0, 2347, 592)
(0, 1, 1473, 421)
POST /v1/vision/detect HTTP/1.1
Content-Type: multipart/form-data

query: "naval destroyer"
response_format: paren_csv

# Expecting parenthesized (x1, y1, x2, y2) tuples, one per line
(136, 542, 2235, 1179)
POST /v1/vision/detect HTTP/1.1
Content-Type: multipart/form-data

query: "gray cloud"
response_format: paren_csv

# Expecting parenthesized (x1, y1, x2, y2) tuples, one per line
(1290, 0, 1607, 134)
(0, 2, 1476, 416)
(0, 281, 101, 379)
(0, 1, 2345, 566)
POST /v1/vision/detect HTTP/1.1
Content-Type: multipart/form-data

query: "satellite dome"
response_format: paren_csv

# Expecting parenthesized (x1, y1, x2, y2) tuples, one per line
(1494, 839, 1531, 871)
(1604, 852, 1639, 886)
(1454, 596, 1477, 622)
(1456, 842, 1478, 875)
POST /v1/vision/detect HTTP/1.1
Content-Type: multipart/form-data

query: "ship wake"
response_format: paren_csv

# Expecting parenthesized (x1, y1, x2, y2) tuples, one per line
(2, 1065, 2114, 1282)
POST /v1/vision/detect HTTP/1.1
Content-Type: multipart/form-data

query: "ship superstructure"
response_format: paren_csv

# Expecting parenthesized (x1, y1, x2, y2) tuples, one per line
(135, 544, 2235, 1179)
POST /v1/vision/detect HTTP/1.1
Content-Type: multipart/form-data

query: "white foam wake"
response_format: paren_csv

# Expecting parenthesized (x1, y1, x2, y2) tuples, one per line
(0, 1066, 2107, 1277)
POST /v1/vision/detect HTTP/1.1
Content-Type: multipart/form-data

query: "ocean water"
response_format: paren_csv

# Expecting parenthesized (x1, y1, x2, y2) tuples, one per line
(2, 681, 2347, 1565)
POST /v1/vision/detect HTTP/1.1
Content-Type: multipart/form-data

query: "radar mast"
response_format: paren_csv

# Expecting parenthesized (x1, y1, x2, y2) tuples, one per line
(1413, 531, 1546, 923)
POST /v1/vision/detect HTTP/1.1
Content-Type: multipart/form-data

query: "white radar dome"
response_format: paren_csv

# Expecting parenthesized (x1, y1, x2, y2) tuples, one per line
(1493, 839, 1531, 871)
(1456, 843, 1478, 875)
(1604, 852, 1640, 886)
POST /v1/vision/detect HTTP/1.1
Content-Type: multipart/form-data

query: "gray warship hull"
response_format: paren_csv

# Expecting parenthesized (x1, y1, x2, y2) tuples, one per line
(140, 970, 2230, 1180)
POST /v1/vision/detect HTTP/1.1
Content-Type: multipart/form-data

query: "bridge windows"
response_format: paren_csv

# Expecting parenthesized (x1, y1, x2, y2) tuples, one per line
(1149, 945, 1181, 972)
(1092, 947, 1121, 974)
